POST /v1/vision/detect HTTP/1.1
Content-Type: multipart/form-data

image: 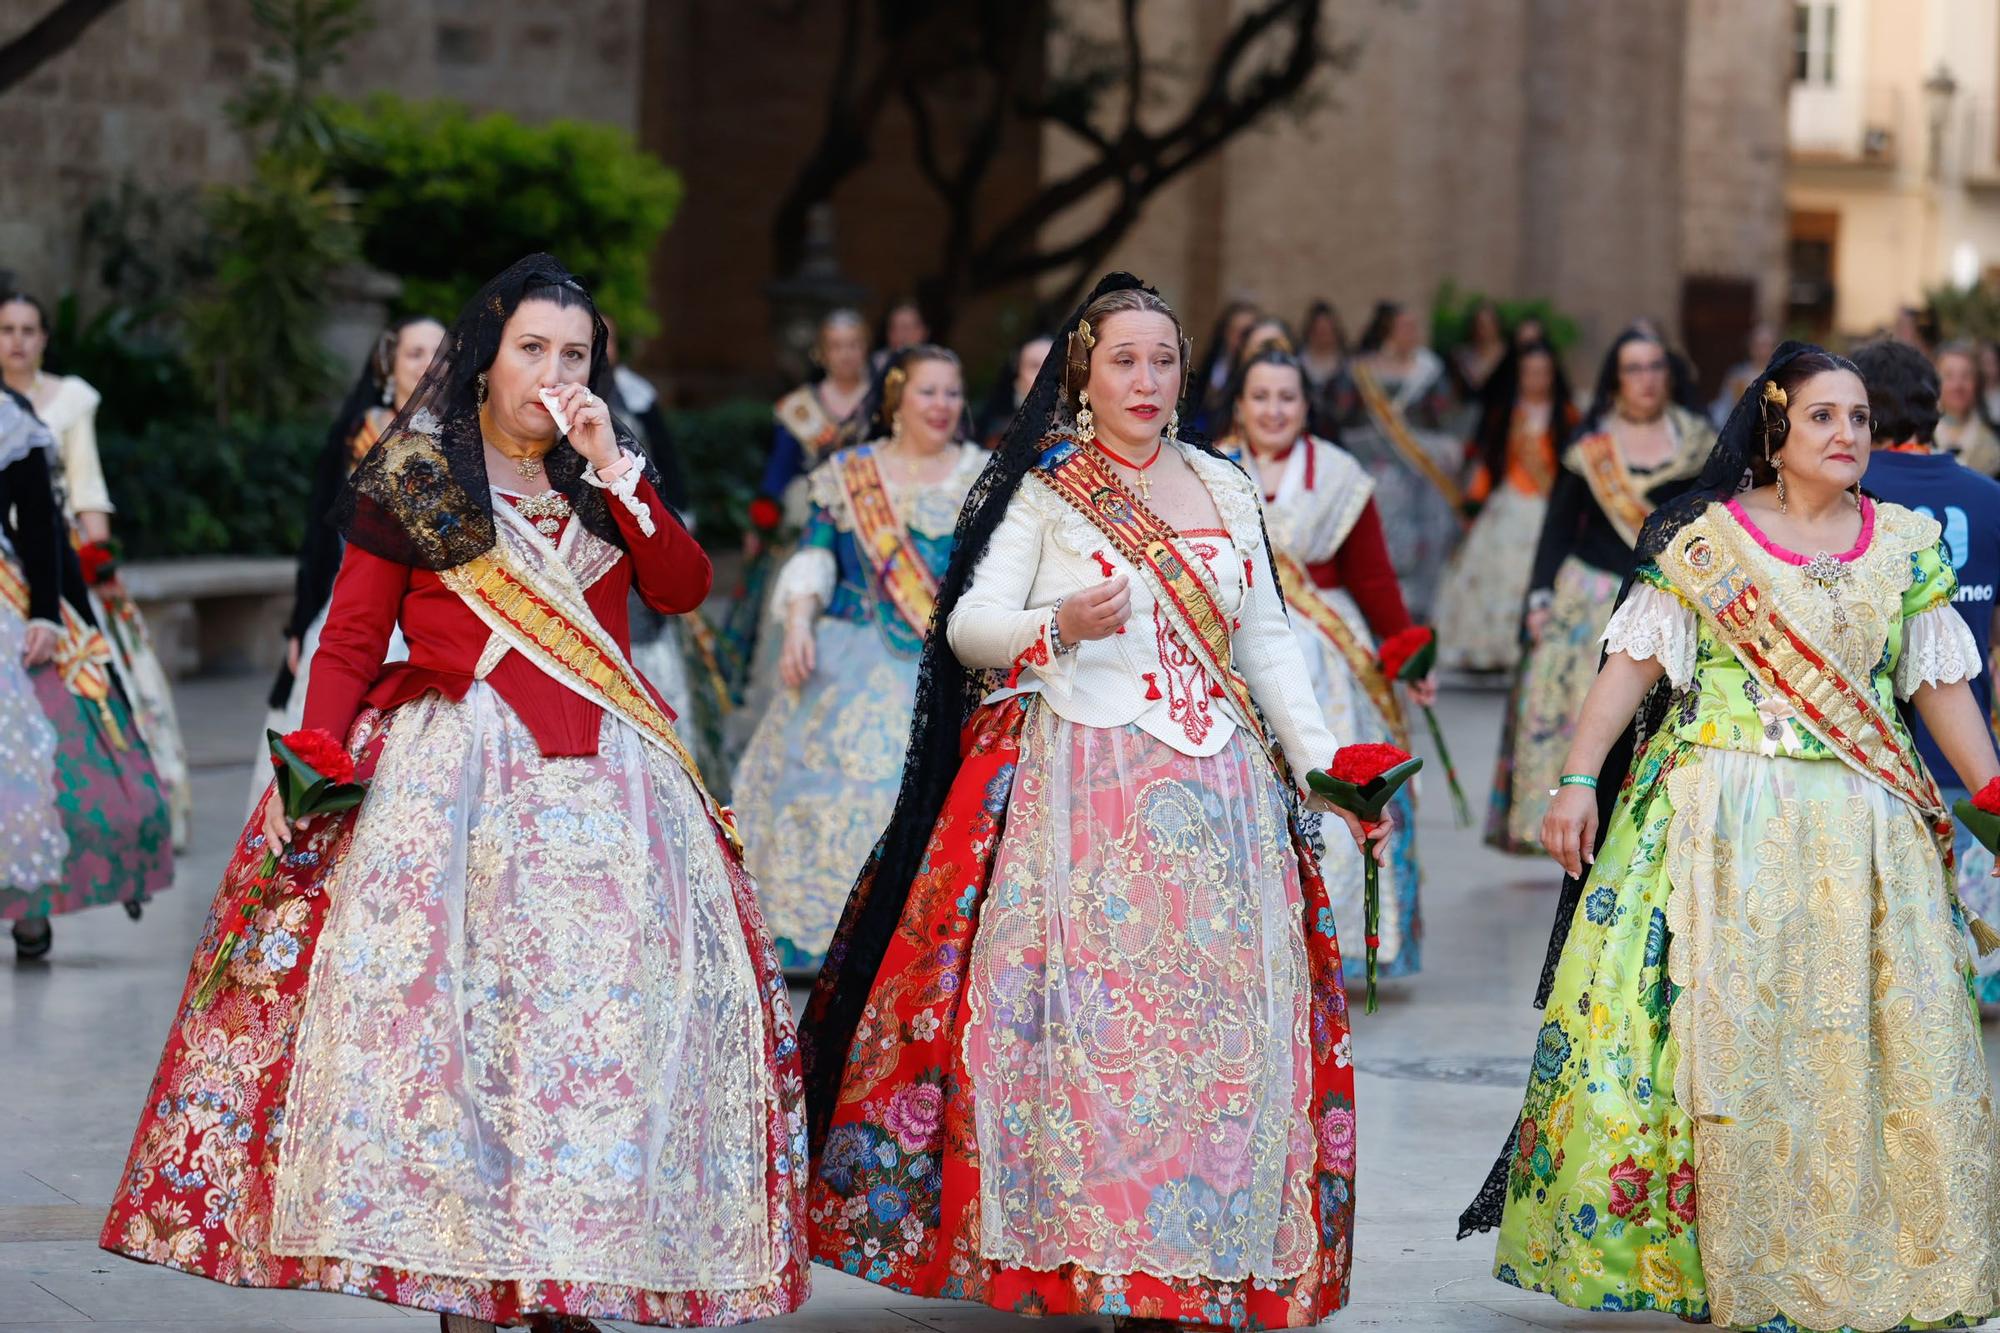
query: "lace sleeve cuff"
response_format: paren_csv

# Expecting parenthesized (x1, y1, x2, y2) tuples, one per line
(769, 547, 836, 621)
(1602, 585, 1698, 688)
(1895, 604, 1983, 698)
(582, 450, 655, 536)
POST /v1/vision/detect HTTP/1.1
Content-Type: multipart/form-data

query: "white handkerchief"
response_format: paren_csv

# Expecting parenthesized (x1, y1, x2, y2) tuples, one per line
(538, 387, 571, 435)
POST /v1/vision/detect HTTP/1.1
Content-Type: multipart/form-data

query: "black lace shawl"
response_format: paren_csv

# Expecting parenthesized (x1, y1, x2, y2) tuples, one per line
(1457, 340, 1851, 1238)
(798, 272, 1297, 1154)
(332, 254, 658, 572)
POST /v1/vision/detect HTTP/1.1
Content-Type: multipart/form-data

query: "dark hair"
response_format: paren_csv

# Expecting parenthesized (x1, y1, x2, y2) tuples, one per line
(876, 297, 929, 349)
(1300, 300, 1346, 353)
(1747, 346, 1863, 487)
(0, 291, 51, 334)
(1851, 339, 1941, 447)
(1472, 340, 1572, 483)
(1222, 344, 1309, 438)
(1191, 299, 1260, 411)
(1357, 300, 1402, 354)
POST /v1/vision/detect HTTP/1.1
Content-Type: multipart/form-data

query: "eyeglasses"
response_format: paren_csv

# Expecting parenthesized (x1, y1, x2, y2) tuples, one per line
(1618, 359, 1669, 376)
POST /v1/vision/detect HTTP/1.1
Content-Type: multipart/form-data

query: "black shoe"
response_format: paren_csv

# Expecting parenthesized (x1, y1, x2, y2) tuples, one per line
(12, 917, 52, 960)
(124, 895, 146, 922)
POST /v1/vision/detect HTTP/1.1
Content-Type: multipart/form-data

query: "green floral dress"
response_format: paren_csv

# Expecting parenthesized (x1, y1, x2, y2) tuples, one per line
(1488, 499, 2000, 1332)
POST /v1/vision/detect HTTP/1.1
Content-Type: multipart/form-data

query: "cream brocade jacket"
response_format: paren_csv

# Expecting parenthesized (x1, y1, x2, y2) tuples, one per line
(947, 438, 1340, 786)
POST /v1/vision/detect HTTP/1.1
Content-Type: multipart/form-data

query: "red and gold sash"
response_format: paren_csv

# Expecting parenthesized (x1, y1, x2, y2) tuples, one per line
(441, 546, 741, 854)
(1574, 432, 1656, 549)
(837, 446, 940, 638)
(1351, 363, 1465, 513)
(1656, 509, 1944, 824)
(1270, 550, 1410, 751)
(1036, 439, 1284, 776)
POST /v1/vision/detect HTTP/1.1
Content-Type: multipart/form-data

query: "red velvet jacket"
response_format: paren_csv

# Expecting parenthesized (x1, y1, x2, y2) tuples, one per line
(1303, 499, 1413, 641)
(304, 478, 712, 757)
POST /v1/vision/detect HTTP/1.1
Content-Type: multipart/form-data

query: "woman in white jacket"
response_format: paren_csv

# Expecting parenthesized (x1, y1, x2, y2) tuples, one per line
(800, 274, 1383, 1331)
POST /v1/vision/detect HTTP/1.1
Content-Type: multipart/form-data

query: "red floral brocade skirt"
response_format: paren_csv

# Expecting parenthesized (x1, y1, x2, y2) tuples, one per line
(807, 698, 1358, 1329)
(97, 707, 810, 1327)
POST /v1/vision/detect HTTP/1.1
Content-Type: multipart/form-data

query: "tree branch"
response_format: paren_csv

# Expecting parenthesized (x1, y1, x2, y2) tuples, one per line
(0, 0, 126, 96)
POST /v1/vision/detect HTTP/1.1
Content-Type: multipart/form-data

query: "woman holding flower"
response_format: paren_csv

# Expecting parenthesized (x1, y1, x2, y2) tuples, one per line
(1460, 344, 2000, 1330)
(100, 257, 808, 1332)
(802, 275, 1385, 1330)
(1220, 343, 1434, 983)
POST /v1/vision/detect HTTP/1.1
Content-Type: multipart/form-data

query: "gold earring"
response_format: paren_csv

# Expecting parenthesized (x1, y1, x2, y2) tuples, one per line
(475, 372, 489, 407)
(1774, 453, 1787, 513)
(1076, 388, 1095, 438)
(1167, 408, 1180, 443)
(890, 412, 905, 444)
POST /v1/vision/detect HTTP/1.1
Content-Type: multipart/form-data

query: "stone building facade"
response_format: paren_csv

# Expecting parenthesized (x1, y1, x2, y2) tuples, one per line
(2, 0, 1789, 399)
(0, 0, 645, 302)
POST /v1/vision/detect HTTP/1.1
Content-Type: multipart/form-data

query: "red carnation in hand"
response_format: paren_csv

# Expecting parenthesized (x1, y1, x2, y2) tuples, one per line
(1378, 626, 1435, 682)
(77, 539, 119, 588)
(1974, 777, 2000, 817)
(273, 727, 356, 785)
(748, 496, 784, 533)
(1328, 742, 1414, 786)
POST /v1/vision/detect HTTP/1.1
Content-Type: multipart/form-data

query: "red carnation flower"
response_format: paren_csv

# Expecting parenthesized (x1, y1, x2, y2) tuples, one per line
(77, 540, 119, 588)
(1974, 776, 2000, 817)
(1328, 742, 1414, 786)
(748, 496, 784, 532)
(1378, 625, 1435, 682)
(276, 727, 356, 785)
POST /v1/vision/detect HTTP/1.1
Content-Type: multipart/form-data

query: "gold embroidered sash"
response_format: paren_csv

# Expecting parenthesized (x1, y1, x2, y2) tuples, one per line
(0, 555, 26, 618)
(1575, 432, 1657, 549)
(775, 385, 845, 459)
(1036, 440, 1285, 776)
(1271, 550, 1410, 751)
(1656, 510, 1944, 825)
(837, 447, 940, 638)
(1351, 363, 1465, 512)
(441, 544, 741, 854)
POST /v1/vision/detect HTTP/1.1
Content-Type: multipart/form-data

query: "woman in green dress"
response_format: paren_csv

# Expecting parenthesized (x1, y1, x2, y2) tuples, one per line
(1461, 343, 2000, 1331)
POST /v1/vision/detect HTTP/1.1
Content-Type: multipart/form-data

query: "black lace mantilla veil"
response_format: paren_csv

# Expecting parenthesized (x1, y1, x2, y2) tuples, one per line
(799, 272, 1292, 1152)
(333, 253, 660, 570)
(1456, 339, 1835, 1239)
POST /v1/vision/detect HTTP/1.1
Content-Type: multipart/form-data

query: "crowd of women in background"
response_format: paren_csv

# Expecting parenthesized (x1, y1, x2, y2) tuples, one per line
(2, 243, 1997, 1332)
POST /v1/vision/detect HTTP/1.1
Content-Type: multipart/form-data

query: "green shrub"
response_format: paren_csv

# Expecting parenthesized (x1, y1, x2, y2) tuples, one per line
(325, 95, 683, 336)
(1430, 280, 1581, 355)
(666, 397, 773, 547)
(47, 296, 205, 436)
(97, 416, 326, 559)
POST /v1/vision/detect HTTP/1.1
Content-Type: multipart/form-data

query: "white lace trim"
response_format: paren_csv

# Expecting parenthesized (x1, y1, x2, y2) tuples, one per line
(1602, 584, 1698, 687)
(770, 546, 836, 621)
(1895, 603, 1983, 699)
(582, 449, 655, 536)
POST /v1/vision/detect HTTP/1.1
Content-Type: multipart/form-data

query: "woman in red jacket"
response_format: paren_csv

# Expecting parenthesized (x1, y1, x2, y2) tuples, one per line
(100, 256, 808, 1332)
(1221, 343, 1435, 982)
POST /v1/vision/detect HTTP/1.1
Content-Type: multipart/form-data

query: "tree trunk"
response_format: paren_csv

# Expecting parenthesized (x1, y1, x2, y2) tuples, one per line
(0, 0, 126, 96)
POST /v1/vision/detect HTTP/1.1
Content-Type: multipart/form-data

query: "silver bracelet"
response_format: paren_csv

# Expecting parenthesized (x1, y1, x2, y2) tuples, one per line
(1526, 588, 1554, 614)
(1048, 598, 1078, 656)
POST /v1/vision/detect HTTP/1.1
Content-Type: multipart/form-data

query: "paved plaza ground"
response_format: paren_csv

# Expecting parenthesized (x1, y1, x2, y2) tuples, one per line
(3, 678, 1994, 1331)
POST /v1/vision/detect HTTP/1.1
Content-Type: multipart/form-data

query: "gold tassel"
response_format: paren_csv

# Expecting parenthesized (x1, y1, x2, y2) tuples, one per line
(1968, 908, 2000, 957)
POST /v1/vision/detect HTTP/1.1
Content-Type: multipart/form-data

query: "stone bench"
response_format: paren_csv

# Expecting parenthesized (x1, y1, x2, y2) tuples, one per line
(122, 557, 296, 680)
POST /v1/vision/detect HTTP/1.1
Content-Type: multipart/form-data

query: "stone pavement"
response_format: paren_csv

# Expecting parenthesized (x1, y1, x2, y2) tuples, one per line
(3, 677, 1992, 1332)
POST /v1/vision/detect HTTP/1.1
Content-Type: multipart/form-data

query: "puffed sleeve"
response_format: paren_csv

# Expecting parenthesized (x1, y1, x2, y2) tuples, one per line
(1895, 539, 1982, 698)
(770, 506, 837, 619)
(1601, 563, 1699, 688)
(947, 485, 1065, 685)
(58, 396, 114, 515)
(1233, 538, 1342, 785)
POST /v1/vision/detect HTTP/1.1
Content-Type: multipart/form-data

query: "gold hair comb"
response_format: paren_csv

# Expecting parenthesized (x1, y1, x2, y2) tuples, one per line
(1077, 318, 1096, 350)
(1762, 381, 1788, 410)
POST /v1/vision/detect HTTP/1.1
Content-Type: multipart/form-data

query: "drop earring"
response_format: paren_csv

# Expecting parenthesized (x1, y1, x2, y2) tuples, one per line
(1166, 408, 1180, 445)
(475, 372, 490, 407)
(1774, 454, 1787, 513)
(1076, 388, 1095, 439)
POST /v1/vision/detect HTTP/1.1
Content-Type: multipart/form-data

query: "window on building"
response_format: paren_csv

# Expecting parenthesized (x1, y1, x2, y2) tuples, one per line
(1794, 2, 1837, 86)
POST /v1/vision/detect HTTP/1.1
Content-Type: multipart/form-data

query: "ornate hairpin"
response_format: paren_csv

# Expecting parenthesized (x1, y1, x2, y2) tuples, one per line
(1762, 381, 1788, 410)
(885, 366, 907, 396)
(1077, 318, 1096, 350)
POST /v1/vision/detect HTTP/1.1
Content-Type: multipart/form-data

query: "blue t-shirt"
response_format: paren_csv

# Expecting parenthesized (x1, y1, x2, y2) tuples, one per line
(1867, 450, 2000, 787)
